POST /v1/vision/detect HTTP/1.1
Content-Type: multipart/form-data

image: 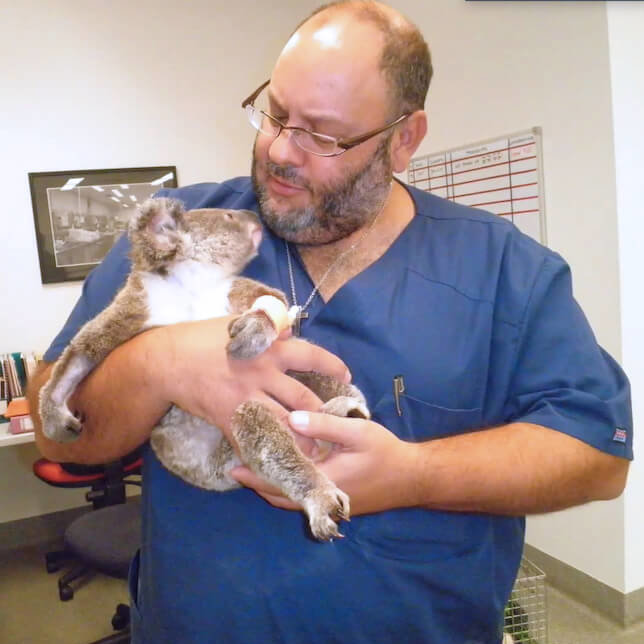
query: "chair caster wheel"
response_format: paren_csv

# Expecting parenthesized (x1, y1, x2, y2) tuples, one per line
(59, 584, 74, 601)
(112, 603, 130, 630)
(45, 552, 64, 573)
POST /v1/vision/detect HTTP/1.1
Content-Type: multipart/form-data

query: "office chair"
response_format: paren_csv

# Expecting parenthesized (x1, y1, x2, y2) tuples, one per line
(33, 449, 143, 643)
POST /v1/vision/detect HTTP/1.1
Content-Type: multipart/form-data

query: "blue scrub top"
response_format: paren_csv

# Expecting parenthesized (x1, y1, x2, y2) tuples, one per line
(45, 177, 632, 644)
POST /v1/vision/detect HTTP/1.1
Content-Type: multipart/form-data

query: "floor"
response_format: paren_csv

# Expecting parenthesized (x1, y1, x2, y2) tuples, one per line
(0, 541, 128, 644)
(2, 541, 644, 644)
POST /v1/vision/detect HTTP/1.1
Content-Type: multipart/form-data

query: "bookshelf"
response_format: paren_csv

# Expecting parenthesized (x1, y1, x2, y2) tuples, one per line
(1, 351, 39, 447)
(0, 422, 34, 447)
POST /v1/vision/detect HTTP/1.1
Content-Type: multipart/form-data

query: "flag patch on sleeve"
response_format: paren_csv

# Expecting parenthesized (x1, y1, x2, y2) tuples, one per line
(613, 428, 627, 443)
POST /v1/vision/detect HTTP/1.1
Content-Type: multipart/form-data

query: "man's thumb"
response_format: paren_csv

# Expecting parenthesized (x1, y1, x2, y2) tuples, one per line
(288, 410, 354, 445)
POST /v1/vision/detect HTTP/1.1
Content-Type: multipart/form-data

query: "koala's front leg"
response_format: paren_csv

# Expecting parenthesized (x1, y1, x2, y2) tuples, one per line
(227, 277, 290, 360)
(39, 281, 147, 443)
(227, 278, 291, 359)
(227, 311, 279, 360)
(39, 348, 96, 442)
(228, 277, 289, 314)
(231, 401, 350, 540)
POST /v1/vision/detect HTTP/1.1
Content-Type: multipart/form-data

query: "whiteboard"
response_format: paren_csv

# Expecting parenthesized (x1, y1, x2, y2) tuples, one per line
(408, 127, 547, 244)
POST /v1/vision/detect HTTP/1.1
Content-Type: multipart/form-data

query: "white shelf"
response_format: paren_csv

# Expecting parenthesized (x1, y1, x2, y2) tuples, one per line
(0, 422, 35, 447)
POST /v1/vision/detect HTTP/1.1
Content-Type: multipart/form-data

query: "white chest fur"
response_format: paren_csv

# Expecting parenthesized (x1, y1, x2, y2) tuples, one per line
(142, 261, 234, 327)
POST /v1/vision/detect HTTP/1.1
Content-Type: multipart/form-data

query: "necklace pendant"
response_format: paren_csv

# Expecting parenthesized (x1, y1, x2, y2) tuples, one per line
(292, 306, 309, 337)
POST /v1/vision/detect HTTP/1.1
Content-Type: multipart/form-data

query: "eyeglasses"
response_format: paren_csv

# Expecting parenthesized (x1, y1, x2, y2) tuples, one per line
(242, 79, 410, 158)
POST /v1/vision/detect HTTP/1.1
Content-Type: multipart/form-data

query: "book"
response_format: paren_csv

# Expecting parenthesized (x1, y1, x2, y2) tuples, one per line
(0, 359, 6, 400)
(12, 352, 27, 392)
(1, 351, 43, 403)
(5, 397, 30, 417)
(22, 352, 39, 381)
(1, 354, 21, 398)
(9, 414, 33, 435)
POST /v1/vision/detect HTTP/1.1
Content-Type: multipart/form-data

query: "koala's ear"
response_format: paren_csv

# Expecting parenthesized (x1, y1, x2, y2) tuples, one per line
(131, 198, 186, 251)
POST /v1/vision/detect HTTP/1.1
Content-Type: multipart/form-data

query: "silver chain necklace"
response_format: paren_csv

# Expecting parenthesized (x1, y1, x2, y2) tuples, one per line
(285, 183, 392, 336)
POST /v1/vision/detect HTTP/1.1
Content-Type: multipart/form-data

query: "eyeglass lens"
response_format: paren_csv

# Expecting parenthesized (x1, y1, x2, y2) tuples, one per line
(246, 89, 339, 156)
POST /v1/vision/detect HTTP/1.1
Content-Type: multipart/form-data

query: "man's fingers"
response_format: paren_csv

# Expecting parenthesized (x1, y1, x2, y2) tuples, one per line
(274, 338, 351, 383)
(239, 391, 288, 422)
(230, 466, 299, 510)
(289, 411, 361, 446)
(266, 373, 325, 414)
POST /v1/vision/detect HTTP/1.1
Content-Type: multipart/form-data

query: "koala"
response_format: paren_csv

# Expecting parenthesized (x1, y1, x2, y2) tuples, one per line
(39, 197, 370, 540)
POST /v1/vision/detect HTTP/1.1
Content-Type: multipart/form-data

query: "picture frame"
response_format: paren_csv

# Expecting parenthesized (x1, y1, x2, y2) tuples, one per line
(29, 166, 178, 284)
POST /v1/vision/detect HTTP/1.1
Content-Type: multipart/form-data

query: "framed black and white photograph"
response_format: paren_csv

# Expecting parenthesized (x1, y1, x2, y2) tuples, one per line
(29, 166, 178, 283)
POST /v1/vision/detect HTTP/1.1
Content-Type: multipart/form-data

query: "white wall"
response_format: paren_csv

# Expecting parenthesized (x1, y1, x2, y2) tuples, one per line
(0, 0, 318, 522)
(0, 0, 318, 356)
(0, 0, 640, 596)
(388, 0, 629, 593)
(607, 1, 644, 594)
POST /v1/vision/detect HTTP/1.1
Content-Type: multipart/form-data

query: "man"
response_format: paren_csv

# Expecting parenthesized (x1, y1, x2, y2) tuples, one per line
(29, 2, 631, 643)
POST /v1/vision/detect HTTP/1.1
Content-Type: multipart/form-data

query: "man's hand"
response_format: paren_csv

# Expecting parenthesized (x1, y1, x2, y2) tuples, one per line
(230, 412, 630, 517)
(31, 315, 351, 465)
(230, 411, 415, 515)
(163, 317, 351, 448)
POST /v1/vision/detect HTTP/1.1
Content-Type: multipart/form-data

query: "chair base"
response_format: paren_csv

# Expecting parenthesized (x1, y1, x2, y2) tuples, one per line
(45, 550, 91, 601)
(88, 629, 130, 644)
(86, 604, 130, 644)
(111, 603, 130, 631)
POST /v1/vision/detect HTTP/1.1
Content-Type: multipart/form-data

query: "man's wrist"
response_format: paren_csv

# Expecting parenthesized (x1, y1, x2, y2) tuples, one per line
(138, 325, 177, 406)
(397, 439, 429, 509)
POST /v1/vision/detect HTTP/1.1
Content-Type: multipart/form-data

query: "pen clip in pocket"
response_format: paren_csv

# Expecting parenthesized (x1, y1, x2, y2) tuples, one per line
(393, 375, 405, 416)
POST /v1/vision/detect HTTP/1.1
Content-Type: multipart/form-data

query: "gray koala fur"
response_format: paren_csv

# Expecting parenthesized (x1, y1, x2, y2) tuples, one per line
(39, 197, 369, 540)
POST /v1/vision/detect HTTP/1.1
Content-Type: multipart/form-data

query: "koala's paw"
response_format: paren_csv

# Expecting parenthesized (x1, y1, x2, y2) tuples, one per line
(40, 403, 83, 443)
(227, 312, 276, 360)
(303, 482, 351, 541)
(320, 395, 370, 420)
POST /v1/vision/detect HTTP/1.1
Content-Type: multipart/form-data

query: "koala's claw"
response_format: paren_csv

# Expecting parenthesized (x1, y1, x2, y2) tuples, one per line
(303, 484, 351, 541)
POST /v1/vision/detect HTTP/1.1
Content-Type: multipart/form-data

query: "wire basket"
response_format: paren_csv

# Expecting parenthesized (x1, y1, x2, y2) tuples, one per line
(504, 557, 548, 644)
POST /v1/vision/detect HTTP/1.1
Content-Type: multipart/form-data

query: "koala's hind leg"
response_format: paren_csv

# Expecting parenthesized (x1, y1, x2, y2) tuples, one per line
(231, 401, 350, 541)
(287, 371, 370, 420)
(39, 279, 148, 443)
(150, 408, 242, 491)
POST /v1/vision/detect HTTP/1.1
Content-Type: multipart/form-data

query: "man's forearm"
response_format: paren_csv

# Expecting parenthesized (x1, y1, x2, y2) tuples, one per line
(209, 411, 630, 517)
(28, 327, 172, 464)
(410, 422, 629, 515)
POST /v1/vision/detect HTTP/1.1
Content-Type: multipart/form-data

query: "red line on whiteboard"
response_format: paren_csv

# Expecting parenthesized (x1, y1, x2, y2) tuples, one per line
(428, 168, 537, 190)
(455, 181, 538, 199)
(423, 164, 537, 185)
(497, 209, 540, 216)
(467, 195, 537, 208)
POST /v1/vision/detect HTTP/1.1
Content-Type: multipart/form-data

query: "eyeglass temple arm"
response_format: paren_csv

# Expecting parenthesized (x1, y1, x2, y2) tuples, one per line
(337, 113, 411, 150)
(241, 80, 271, 109)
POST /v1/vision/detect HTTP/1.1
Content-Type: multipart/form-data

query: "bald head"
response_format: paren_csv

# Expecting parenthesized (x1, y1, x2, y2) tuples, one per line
(288, 1, 432, 117)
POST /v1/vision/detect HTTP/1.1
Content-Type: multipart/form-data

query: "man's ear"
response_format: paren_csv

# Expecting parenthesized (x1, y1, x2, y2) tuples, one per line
(390, 110, 427, 174)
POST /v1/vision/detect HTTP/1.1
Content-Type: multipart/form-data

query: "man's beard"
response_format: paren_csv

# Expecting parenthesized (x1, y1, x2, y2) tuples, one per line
(251, 135, 393, 245)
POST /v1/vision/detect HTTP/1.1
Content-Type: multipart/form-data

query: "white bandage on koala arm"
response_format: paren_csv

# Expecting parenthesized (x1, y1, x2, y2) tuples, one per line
(250, 295, 292, 334)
